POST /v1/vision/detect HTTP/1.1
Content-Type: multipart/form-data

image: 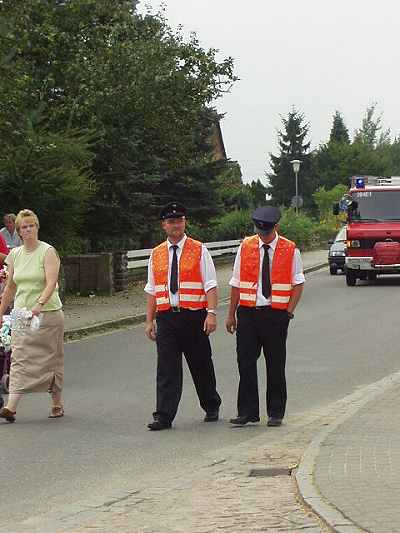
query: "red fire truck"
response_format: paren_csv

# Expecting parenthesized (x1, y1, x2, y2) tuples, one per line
(335, 175, 400, 286)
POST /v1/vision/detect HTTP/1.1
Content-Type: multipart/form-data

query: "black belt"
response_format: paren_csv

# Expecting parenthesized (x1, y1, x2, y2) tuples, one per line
(158, 307, 190, 314)
(239, 305, 271, 310)
(158, 307, 206, 314)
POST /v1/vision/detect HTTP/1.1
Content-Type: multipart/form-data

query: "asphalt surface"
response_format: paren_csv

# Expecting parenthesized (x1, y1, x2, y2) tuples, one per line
(2, 267, 400, 529)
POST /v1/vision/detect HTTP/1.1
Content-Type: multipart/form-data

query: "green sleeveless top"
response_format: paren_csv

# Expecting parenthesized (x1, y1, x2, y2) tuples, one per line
(8, 241, 62, 311)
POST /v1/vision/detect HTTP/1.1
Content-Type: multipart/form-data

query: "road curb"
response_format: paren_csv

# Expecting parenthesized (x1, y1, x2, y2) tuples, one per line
(295, 370, 400, 532)
(64, 262, 328, 342)
(64, 314, 146, 341)
(304, 262, 328, 274)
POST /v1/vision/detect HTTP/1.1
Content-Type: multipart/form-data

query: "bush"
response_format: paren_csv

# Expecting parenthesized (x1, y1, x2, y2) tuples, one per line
(211, 209, 254, 241)
(278, 209, 318, 250)
(58, 236, 90, 257)
(314, 219, 342, 245)
(93, 236, 141, 253)
(185, 221, 215, 243)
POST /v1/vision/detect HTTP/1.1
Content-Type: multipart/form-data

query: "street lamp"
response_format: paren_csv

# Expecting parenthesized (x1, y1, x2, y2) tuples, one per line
(290, 159, 302, 214)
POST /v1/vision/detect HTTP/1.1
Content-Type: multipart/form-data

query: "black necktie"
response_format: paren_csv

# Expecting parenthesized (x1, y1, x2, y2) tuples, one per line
(170, 245, 178, 294)
(262, 244, 271, 299)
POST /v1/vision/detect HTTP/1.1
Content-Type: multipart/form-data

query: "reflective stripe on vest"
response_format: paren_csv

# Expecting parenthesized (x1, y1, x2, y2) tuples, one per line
(239, 235, 295, 310)
(152, 238, 207, 311)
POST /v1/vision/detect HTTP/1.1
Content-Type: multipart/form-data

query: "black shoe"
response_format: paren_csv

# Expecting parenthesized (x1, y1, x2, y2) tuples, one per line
(267, 417, 282, 427)
(204, 410, 219, 422)
(229, 415, 260, 425)
(147, 418, 172, 431)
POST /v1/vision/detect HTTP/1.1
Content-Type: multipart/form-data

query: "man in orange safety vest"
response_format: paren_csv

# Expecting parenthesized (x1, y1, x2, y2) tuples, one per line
(144, 202, 221, 431)
(226, 206, 304, 427)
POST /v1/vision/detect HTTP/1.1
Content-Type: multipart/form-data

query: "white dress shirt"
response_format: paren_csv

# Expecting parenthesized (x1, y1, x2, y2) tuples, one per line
(144, 234, 217, 307)
(229, 233, 305, 307)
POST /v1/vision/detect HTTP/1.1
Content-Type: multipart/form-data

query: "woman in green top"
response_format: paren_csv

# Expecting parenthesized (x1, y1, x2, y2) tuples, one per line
(0, 209, 64, 423)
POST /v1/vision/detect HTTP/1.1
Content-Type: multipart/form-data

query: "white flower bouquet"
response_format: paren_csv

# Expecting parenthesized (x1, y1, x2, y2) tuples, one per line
(0, 315, 11, 352)
(10, 308, 42, 332)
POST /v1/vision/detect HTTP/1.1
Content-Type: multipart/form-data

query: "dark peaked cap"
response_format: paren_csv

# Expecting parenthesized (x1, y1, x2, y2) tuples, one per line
(252, 206, 281, 230)
(159, 202, 187, 220)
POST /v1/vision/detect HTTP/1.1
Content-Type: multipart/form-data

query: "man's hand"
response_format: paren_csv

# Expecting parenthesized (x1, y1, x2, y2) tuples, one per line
(203, 313, 217, 335)
(226, 315, 237, 334)
(145, 320, 156, 341)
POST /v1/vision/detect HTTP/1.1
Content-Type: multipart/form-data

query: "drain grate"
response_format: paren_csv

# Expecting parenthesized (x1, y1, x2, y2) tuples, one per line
(249, 467, 292, 477)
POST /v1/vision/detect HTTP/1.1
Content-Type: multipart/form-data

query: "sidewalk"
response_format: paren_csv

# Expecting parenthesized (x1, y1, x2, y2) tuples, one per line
(296, 370, 400, 533)
(63, 249, 328, 338)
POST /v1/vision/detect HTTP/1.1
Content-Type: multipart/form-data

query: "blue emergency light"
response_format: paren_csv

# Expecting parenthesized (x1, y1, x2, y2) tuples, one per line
(355, 177, 365, 188)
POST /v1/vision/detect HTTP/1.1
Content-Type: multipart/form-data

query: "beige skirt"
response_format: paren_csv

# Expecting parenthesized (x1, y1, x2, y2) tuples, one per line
(9, 310, 64, 394)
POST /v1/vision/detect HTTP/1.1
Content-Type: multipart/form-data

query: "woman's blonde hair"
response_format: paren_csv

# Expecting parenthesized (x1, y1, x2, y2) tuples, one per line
(15, 209, 40, 233)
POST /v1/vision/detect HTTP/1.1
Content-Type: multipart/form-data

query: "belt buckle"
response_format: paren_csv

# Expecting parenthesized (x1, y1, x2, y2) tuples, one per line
(171, 306, 180, 313)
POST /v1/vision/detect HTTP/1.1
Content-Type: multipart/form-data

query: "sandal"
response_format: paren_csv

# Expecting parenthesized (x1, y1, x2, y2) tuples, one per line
(48, 405, 64, 418)
(0, 407, 16, 423)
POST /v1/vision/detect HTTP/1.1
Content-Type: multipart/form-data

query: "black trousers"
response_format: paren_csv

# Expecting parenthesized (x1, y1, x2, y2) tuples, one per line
(236, 306, 290, 419)
(154, 309, 221, 423)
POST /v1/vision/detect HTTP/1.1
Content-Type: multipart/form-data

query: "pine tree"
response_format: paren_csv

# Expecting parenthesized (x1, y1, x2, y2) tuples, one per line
(267, 109, 314, 208)
(329, 111, 350, 145)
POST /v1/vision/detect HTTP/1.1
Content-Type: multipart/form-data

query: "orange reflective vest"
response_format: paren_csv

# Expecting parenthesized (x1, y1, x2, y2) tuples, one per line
(239, 235, 295, 310)
(152, 238, 207, 312)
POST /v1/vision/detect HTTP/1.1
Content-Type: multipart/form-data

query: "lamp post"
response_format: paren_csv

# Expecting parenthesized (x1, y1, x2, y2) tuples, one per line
(290, 159, 302, 214)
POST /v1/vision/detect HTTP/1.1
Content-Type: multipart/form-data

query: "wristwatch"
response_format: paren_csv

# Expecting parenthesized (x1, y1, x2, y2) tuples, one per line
(287, 311, 294, 319)
(37, 300, 45, 306)
(207, 309, 217, 316)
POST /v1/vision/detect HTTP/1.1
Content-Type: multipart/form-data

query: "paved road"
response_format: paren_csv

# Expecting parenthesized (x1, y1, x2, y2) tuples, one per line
(2, 268, 400, 528)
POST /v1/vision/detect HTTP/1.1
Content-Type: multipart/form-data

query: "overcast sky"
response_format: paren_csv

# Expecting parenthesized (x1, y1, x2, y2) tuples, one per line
(145, 1, 398, 184)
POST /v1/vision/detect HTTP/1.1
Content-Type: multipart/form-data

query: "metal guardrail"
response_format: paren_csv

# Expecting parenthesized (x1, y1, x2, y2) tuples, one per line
(127, 239, 241, 270)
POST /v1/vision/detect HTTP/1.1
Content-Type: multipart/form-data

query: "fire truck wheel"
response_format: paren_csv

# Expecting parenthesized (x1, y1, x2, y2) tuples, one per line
(346, 270, 357, 286)
(329, 265, 338, 275)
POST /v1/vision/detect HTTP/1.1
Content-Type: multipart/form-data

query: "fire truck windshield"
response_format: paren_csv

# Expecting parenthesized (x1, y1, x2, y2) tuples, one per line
(350, 190, 400, 221)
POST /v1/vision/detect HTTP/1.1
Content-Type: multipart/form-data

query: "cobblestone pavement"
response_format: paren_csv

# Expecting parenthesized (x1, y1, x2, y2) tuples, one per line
(313, 374, 400, 533)
(8, 410, 332, 533)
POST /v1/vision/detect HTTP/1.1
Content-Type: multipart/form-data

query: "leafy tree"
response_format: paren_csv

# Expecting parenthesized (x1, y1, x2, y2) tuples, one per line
(329, 111, 350, 145)
(0, 0, 237, 250)
(312, 184, 348, 220)
(0, 115, 94, 253)
(0, 11, 94, 253)
(268, 108, 315, 209)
